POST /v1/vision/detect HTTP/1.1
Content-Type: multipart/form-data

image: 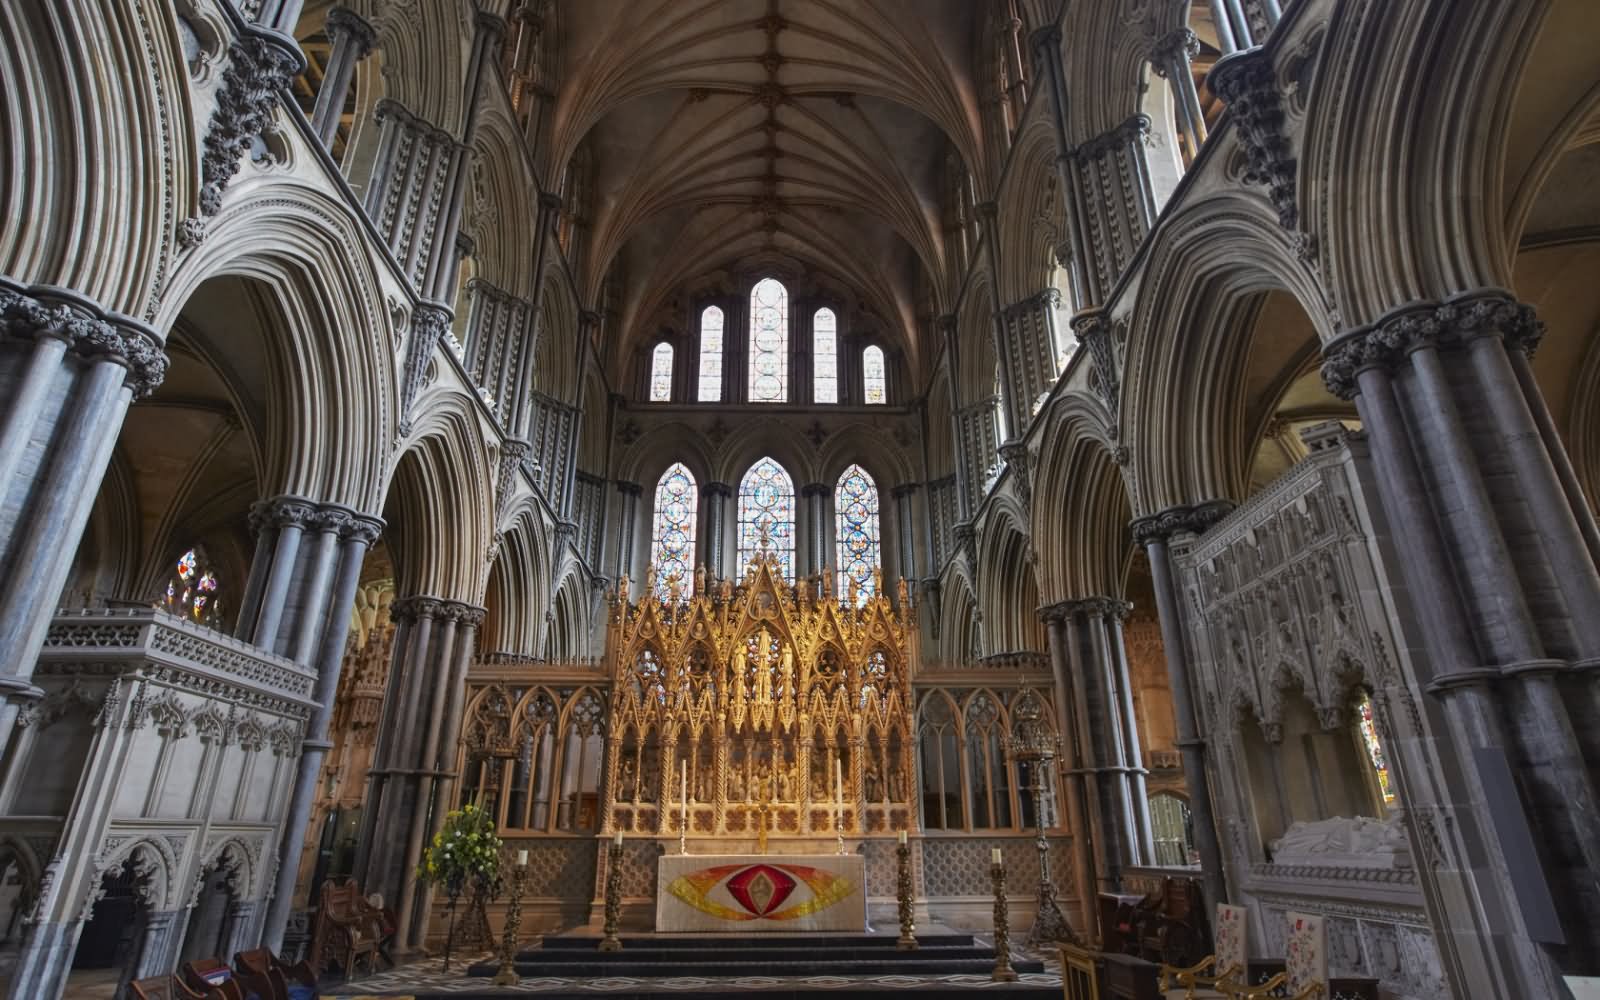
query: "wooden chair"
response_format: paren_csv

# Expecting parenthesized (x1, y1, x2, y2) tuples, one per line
(1160, 902, 1246, 999)
(130, 976, 208, 1000)
(178, 958, 246, 1000)
(235, 946, 319, 1000)
(311, 878, 382, 978)
(1063, 944, 1102, 1000)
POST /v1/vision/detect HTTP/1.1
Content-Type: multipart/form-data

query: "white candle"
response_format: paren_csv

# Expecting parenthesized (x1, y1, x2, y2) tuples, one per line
(517, 849, 529, 867)
(614, 831, 623, 848)
(991, 847, 1002, 865)
(681, 759, 688, 805)
(898, 829, 907, 846)
(834, 755, 844, 807)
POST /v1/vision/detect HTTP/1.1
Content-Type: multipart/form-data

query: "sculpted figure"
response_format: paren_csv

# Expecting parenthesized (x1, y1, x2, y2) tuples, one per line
(864, 763, 882, 803)
(888, 765, 906, 802)
(619, 758, 637, 801)
(1270, 813, 1409, 866)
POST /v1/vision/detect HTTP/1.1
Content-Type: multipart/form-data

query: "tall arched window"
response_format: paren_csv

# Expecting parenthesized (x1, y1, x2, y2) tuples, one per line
(651, 463, 698, 595)
(835, 464, 880, 602)
(748, 278, 789, 402)
(649, 342, 674, 402)
(697, 306, 724, 402)
(862, 345, 887, 404)
(737, 456, 794, 579)
(163, 546, 221, 626)
(813, 308, 838, 403)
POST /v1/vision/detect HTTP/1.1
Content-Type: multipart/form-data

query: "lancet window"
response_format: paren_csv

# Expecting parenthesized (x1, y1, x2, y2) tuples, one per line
(747, 278, 789, 402)
(650, 463, 698, 596)
(162, 546, 221, 626)
(813, 308, 838, 403)
(915, 688, 1057, 833)
(862, 345, 887, 404)
(835, 464, 880, 602)
(698, 306, 724, 402)
(649, 342, 673, 402)
(1355, 689, 1395, 807)
(737, 456, 795, 580)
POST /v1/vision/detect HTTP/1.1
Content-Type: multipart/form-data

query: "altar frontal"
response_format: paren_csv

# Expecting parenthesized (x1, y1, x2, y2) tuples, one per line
(656, 854, 867, 931)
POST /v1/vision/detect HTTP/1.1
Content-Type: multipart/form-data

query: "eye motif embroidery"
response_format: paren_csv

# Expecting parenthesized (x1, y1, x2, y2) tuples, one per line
(666, 862, 855, 921)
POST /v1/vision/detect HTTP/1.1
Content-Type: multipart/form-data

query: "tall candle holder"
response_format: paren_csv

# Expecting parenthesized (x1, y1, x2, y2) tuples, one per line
(599, 839, 623, 952)
(895, 839, 918, 951)
(492, 860, 529, 986)
(990, 858, 1018, 983)
(1004, 685, 1075, 947)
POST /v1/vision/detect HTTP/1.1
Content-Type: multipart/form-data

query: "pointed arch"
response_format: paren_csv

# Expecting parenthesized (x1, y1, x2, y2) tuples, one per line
(834, 464, 880, 601)
(737, 456, 795, 580)
(747, 277, 790, 403)
(650, 462, 698, 596)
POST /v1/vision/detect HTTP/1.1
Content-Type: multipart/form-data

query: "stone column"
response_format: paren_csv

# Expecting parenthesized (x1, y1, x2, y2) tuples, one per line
(0, 281, 167, 751)
(1132, 502, 1233, 911)
(1039, 604, 1099, 939)
(1031, 25, 1093, 312)
(309, 7, 377, 149)
(613, 481, 642, 582)
(1321, 290, 1599, 993)
(891, 483, 919, 583)
(1151, 29, 1206, 160)
(702, 482, 733, 578)
(1108, 601, 1156, 862)
(262, 509, 384, 950)
(801, 483, 830, 578)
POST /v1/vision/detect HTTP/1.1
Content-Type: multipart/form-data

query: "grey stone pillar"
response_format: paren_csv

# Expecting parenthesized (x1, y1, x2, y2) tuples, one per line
(1039, 604, 1099, 939)
(801, 483, 829, 578)
(1031, 25, 1094, 311)
(0, 281, 167, 751)
(613, 481, 642, 581)
(1132, 503, 1232, 911)
(1321, 289, 1597, 993)
(309, 7, 376, 149)
(261, 509, 383, 951)
(1151, 29, 1206, 160)
(891, 483, 919, 583)
(703, 481, 732, 578)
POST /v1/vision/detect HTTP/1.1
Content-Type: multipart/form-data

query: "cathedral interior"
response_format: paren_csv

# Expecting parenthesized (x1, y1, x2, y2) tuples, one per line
(2, 0, 1600, 998)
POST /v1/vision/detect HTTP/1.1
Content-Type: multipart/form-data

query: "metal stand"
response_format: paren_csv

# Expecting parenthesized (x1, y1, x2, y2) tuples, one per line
(896, 842, 918, 951)
(599, 842, 623, 952)
(990, 861, 1018, 982)
(1025, 772, 1076, 947)
(492, 864, 528, 985)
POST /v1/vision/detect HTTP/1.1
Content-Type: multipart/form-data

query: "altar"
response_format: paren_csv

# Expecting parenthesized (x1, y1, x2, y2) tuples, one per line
(656, 853, 868, 932)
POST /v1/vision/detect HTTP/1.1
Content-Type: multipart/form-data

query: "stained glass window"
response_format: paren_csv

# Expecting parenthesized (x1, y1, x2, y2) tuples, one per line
(650, 463, 698, 596)
(1355, 690, 1396, 806)
(163, 546, 221, 625)
(649, 342, 673, 402)
(747, 278, 789, 402)
(698, 306, 724, 402)
(862, 345, 887, 404)
(835, 464, 880, 603)
(737, 456, 794, 579)
(813, 308, 838, 403)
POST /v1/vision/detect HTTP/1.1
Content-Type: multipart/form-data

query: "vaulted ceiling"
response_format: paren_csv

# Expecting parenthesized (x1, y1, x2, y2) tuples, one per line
(543, 0, 994, 376)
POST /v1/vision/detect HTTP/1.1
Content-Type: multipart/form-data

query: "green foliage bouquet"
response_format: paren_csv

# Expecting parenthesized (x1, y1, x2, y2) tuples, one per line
(418, 802, 501, 895)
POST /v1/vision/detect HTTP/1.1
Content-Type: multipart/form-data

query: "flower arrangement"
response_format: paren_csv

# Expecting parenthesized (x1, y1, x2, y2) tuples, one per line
(418, 802, 502, 891)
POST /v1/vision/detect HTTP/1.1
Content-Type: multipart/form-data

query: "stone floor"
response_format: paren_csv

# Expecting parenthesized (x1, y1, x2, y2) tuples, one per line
(323, 936, 1063, 998)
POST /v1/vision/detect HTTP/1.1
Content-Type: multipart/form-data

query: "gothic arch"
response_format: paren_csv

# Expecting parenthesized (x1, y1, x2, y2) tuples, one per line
(1031, 397, 1131, 601)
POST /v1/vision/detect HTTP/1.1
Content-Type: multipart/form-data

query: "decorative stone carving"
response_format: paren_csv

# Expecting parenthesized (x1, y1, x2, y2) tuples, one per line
(1073, 309, 1118, 412)
(1130, 499, 1236, 546)
(1270, 814, 1411, 868)
(399, 303, 452, 434)
(1320, 289, 1543, 400)
(199, 28, 304, 216)
(1207, 50, 1297, 229)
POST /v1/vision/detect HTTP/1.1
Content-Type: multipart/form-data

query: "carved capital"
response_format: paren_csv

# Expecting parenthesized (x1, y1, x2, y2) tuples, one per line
(342, 513, 384, 545)
(890, 482, 921, 500)
(1320, 288, 1541, 400)
(0, 281, 169, 398)
(1208, 49, 1297, 229)
(616, 480, 644, 498)
(702, 481, 734, 500)
(249, 495, 319, 534)
(1131, 500, 1236, 546)
(325, 7, 377, 57)
(1150, 28, 1200, 72)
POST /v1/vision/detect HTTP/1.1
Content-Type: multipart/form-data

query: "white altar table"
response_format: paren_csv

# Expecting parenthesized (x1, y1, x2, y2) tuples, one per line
(655, 854, 867, 932)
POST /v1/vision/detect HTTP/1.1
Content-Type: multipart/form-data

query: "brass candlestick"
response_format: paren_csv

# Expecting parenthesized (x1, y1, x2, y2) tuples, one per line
(895, 842, 918, 951)
(990, 860, 1018, 982)
(599, 842, 623, 952)
(492, 863, 528, 986)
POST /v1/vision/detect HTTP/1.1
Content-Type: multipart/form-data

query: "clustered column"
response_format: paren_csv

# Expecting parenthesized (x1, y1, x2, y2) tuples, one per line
(354, 596, 485, 951)
(1132, 503, 1233, 912)
(1150, 28, 1207, 160)
(613, 481, 642, 580)
(891, 483, 919, 583)
(1038, 603, 1099, 939)
(801, 483, 830, 576)
(1321, 290, 1600, 974)
(309, 7, 377, 148)
(0, 282, 167, 750)
(1208, 0, 1281, 56)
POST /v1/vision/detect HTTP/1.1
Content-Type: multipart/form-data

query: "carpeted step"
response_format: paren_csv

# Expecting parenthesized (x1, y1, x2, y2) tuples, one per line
(510, 943, 997, 963)
(534, 931, 978, 951)
(330, 986, 1061, 1000)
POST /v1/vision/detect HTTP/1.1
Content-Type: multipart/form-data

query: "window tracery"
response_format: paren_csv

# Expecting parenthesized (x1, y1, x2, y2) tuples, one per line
(649, 342, 673, 402)
(814, 308, 838, 403)
(163, 547, 221, 626)
(834, 464, 880, 602)
(698, 306, 724, 402)
(737, 456, 794, 580)
(650, 463, 698, 596)
(747, 278, 789, 403)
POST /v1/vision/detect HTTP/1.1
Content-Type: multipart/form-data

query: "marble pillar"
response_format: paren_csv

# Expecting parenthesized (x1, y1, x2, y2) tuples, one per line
(0, 280, 167, 752)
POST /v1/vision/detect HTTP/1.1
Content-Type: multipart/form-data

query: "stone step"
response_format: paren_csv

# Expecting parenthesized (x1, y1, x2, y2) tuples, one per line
(533, 931, 977, 951)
